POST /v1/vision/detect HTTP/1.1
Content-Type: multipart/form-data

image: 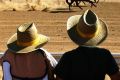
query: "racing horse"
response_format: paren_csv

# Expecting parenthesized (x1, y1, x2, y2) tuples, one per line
(66, 0, 99, 10)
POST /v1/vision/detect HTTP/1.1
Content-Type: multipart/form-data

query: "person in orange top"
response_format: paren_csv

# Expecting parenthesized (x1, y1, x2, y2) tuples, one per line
(1, 23, 57, 80)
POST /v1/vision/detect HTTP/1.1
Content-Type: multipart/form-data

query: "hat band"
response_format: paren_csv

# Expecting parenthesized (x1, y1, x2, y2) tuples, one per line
(76, 25, 100, 38)
(17, 36, 40, 47)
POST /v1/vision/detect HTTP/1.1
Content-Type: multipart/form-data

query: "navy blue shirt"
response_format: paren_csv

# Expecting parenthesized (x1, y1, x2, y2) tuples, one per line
(54, 46, 119, 80)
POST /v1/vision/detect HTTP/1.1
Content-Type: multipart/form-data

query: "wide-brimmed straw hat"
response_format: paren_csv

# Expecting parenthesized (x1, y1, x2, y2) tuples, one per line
(7, 23, 49, 53)
(67, 9, 108, 46)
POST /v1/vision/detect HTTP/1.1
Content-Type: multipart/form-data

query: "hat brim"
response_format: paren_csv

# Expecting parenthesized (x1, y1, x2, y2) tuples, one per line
(67, 15, 108, 46)
(7, 33, 49, 53)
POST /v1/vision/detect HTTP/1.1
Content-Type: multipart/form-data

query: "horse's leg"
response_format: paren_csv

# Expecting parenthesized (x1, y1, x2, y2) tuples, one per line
(66, 0, 74, 10)
(93, 0, 99, 3)
(66, 0, 71, 10)
(82, 1, 86, 5)
(75, 1, 83, 10)
(76, 1, 81, 6)
(70, 0, 74, 10)
(89, 1, 97, 7)
(96, 0, 99, 3)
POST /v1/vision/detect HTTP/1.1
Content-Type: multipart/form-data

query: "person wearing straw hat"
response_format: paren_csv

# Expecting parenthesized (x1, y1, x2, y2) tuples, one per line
(54, 9, 120, 80)
(1, 23, 57, 80)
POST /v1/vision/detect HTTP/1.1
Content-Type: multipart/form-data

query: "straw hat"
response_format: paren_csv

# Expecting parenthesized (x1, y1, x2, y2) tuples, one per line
(7, 23, 49, 53)
(67, 9, 108, 46)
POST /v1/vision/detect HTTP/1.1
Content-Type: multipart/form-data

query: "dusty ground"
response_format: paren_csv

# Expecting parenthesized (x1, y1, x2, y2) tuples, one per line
(0, 2, 120, 80)
(0, 2, 120, 53)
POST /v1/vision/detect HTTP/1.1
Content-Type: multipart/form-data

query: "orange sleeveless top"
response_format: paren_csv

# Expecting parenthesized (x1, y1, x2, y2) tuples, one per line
(1, 49, 47, 78)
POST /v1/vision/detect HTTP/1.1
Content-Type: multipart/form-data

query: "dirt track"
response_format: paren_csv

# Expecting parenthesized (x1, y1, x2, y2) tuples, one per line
(0, 2, 120, 53)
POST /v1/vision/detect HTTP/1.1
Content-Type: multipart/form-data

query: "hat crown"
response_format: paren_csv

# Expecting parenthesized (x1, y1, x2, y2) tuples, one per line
(77, 10, 98, 37)
(17, 23, 38, 45)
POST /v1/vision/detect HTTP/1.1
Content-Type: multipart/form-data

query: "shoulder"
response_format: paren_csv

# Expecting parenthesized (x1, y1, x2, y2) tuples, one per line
(98, 48, 112, 56)
(40, 48, 58, 67)
(2, 49, 14, 59)
(3, 49, 14, 56)
(1, 49, 15, 65)
(62, 48, 78, 59)
(64, 49, 76, 56)
(98, 47, 110, 52)
(91, 47, 111, 55)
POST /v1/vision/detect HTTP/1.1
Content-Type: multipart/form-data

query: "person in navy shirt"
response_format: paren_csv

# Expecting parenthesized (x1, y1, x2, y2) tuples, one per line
(54, 9, 120, 80)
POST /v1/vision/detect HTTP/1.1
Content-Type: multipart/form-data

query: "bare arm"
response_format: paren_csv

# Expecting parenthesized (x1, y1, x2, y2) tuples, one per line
(40, 48, 58, 67)
(3, 62, 12, 80)
(110, 72, 120, 80)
